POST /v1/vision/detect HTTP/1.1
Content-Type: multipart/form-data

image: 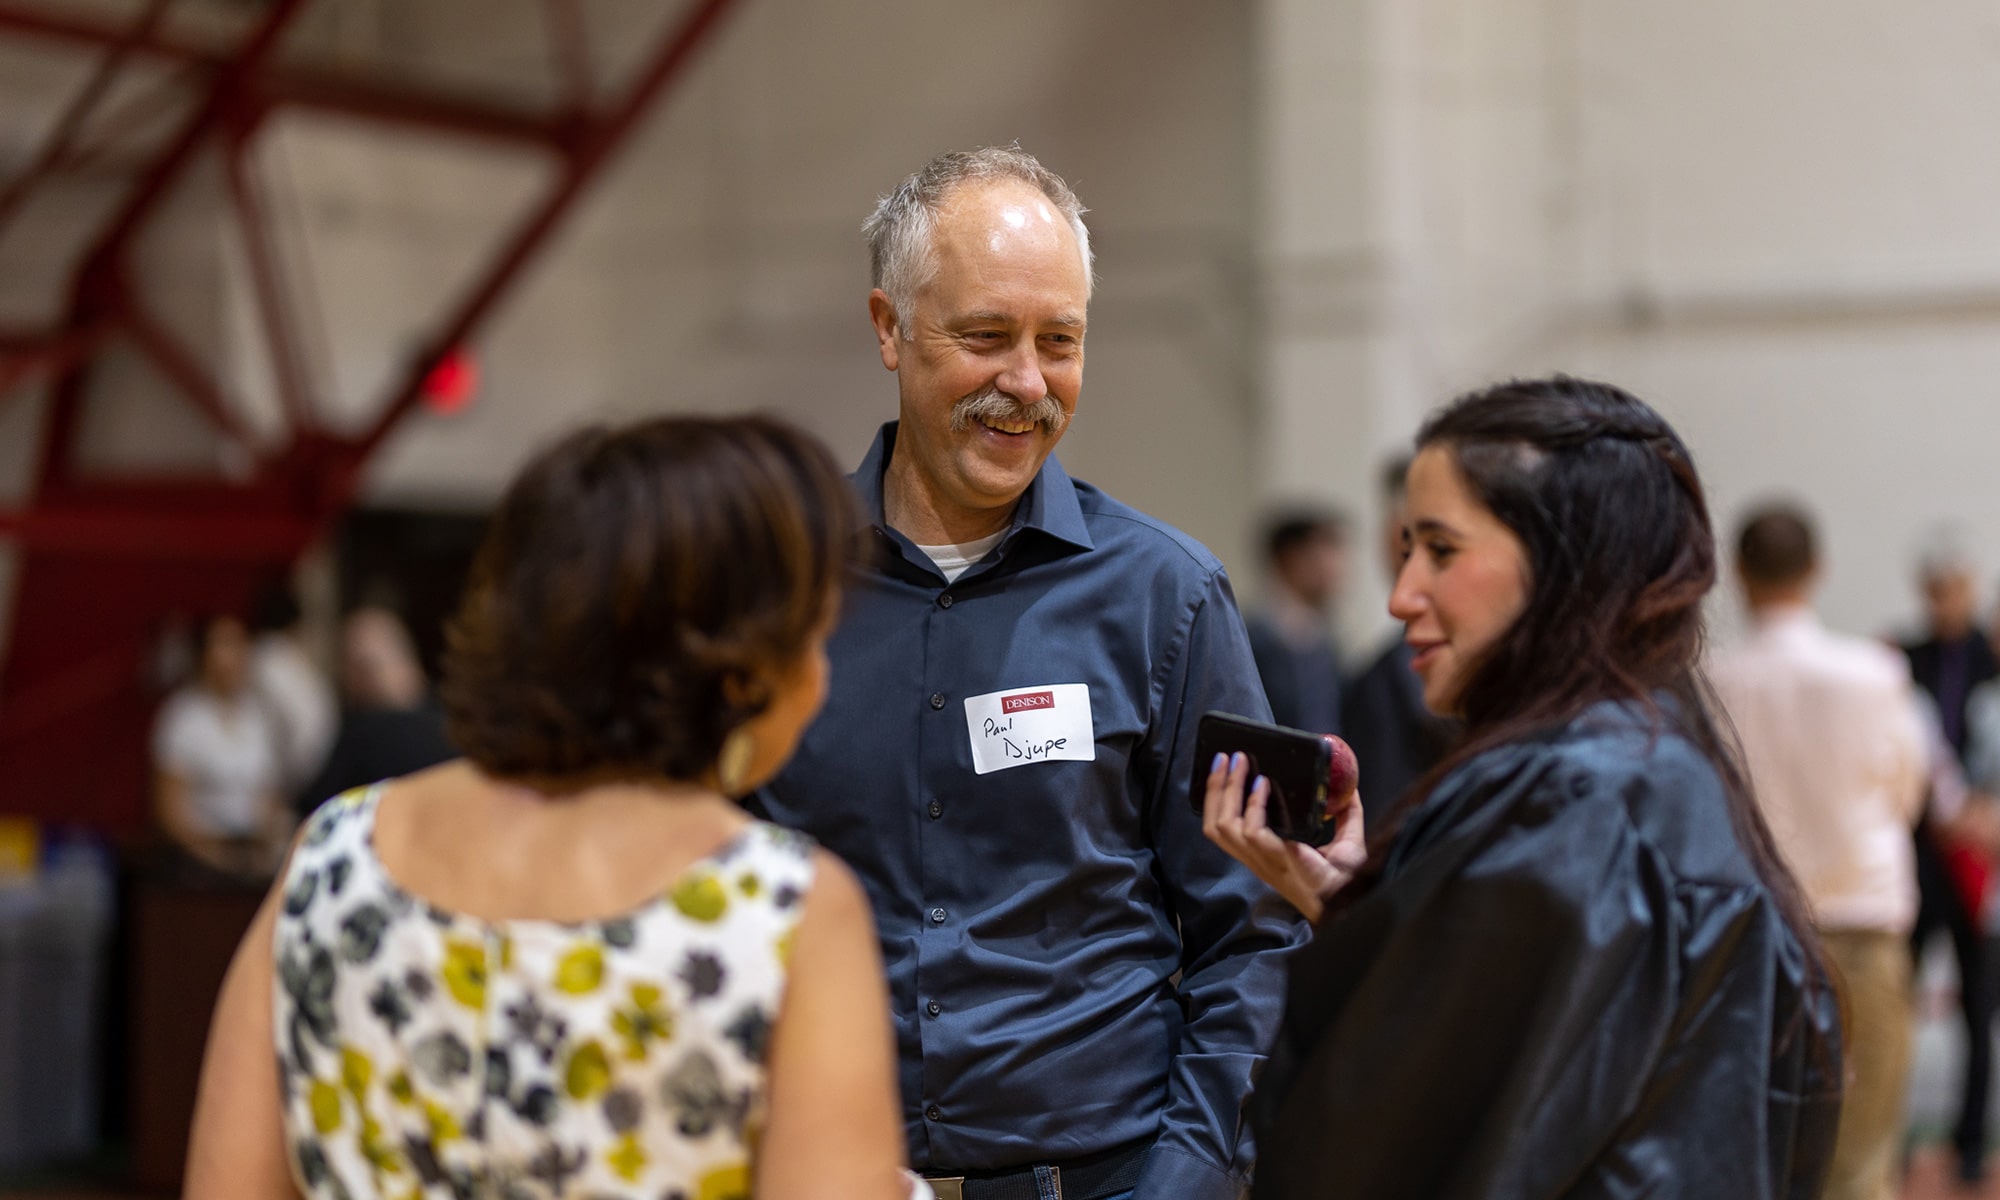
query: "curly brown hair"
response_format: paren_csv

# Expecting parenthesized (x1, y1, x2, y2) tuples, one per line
(439, 414, 866, 783)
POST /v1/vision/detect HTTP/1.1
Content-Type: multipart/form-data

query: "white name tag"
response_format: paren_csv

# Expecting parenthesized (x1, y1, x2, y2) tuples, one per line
(963, 683, 1097, 775)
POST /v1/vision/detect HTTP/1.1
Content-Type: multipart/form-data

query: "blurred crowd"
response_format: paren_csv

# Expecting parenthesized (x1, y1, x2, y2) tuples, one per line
(147, 591, 455, 882)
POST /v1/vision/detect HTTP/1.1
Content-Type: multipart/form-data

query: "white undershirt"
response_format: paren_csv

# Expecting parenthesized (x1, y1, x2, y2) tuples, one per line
(913, 531, 1006, 583)
(151, 686, 280, 837)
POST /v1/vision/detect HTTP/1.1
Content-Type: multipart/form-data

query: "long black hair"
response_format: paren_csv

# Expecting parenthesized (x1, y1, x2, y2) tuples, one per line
(1347, 377, 1829, 1032)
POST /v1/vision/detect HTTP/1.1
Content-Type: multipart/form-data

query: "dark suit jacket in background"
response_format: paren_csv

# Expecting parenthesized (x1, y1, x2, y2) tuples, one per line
(298, 700, 456, 813)
(1245, 613, 1343, 736)
(1339, 639, 1454, 823)
(1904, 629, 2000, 763)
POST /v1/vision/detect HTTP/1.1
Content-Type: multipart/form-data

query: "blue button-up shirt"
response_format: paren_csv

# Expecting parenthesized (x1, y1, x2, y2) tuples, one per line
(750, 423, 1306, 1199)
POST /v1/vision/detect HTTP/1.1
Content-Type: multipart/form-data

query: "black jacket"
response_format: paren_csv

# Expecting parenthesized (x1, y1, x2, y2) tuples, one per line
(1252, 700, 1841, 1199)
(298, 701, 456, 815)
(1903, 629, 2000, 762)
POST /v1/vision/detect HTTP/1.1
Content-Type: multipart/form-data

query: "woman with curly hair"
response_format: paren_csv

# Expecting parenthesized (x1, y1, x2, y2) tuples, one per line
(189, 415, 923, 1200)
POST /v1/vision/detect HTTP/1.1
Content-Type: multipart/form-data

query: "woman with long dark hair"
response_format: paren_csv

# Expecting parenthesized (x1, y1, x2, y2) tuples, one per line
(1204, 377, 1841, 1198)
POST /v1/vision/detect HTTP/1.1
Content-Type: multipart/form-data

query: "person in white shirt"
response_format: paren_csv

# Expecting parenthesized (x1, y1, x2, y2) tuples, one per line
(153, 613, 292, 877)
(1711, 504, 1929, 1200)
(248, 584, 336, 792)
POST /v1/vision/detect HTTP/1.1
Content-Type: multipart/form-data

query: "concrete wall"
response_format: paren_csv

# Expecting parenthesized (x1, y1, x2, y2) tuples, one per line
(1264, 0, 2000, 648)
(1520, 0, 2000, 642)
(1255, 0, 1572, 652)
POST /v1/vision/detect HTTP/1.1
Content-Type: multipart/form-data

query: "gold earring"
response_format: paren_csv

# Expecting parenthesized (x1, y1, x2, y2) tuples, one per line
(717, 728, 756, 795)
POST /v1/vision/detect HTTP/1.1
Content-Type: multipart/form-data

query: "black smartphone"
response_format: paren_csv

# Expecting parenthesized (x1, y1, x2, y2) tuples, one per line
(1189, 711, 1337, 846)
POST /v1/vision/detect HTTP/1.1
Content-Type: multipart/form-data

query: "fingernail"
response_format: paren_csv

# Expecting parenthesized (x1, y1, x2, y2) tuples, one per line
(1232, 752, 1245, 769)
(1211, 752, 1226, 773)
(1254, 775, 1269, 792)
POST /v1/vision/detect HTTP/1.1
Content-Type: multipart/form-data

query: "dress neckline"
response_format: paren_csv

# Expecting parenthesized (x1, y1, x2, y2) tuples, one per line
(347, 781, 761, 931)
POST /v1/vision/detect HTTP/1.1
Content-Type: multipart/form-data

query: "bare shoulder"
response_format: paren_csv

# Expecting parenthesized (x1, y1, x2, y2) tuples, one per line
(798, 847, 869, 925)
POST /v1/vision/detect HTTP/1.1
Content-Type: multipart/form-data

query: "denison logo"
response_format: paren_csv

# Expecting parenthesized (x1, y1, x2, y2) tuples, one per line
(1001, 691, 1056, 714)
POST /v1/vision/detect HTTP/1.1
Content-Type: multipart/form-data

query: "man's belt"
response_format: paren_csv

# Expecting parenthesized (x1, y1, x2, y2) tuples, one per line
(922, 1137, 1149, 1200)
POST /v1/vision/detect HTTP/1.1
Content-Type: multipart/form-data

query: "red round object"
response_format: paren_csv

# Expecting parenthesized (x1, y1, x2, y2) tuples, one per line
(420, 347, 480, 415)
(1322, 734, 1360, 801)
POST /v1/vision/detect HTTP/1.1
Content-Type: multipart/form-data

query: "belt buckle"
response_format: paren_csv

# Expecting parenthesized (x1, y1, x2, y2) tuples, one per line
(922, 1166, 1059, 1200)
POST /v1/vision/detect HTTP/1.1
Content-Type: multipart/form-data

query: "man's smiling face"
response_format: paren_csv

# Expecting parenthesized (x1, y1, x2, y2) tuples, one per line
(872, 177, 1089, 539)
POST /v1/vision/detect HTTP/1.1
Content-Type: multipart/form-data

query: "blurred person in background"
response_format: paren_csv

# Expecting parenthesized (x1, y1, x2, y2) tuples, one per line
(1244, 509, 1349, 734)
(1713, 503, 1929, 1200)
(250, 581, 338, 794)
(1905, 544, 1997, 759)
(152, 612, 291, 879)
(1900, 543, 1999, 1183)
(297, 606, 456, 812)
(1206, 378, 1841, 1198)
(187, 416, 926, 1200)
(1338, 455, 1454, 823)
(750, 145, 1301, 1200)
(1962, 587, 2000, 790)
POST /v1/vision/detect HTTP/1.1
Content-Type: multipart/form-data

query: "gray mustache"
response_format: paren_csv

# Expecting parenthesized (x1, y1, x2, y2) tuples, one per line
(948, 387, 1070, 436)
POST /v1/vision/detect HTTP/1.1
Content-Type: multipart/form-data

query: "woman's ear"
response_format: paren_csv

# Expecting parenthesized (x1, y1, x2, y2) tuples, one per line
(720, 667, 773, 715)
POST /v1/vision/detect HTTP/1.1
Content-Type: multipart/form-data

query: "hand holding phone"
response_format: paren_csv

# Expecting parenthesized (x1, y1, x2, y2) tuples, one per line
(1195, 711, 1365, 923)
(1189, 712, 1351, 845)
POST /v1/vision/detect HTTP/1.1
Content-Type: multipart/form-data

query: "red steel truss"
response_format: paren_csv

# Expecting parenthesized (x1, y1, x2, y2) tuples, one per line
(0, 0, 745, 831)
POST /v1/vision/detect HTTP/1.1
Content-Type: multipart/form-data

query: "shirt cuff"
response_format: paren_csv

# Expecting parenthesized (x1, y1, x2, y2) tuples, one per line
(1132, 1144, 1247, 1200)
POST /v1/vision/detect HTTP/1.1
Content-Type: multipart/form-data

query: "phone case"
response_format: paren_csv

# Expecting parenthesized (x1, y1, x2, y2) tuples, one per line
(1189, 711, 1337, 846)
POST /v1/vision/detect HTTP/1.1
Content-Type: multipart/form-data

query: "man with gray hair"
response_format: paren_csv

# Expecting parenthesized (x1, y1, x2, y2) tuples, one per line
(1899, 532, 1998, 1185)
(751, 146, 1302, 1199)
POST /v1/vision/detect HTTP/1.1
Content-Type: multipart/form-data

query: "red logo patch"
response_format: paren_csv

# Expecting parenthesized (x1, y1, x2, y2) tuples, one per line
(1001, 691, 1056, 714)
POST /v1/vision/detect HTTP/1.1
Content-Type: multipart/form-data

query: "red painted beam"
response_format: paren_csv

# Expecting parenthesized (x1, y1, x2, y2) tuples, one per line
(121, 305, 256, 447)
(253, 67, 582, 152)
(88, 0, 313, 269)
(0, 643, 146, 748)
(0, 0, 177, 239)
(542, 0, 596, 115)
(0, 324, 107, 360)
(0, 1, 209, 62)
(0, 324, 108, 406)
(222, 116, 315, 436)
(0, 506, 315, 559)
(355, 0, 748, 467)
(0, 3, 581, 154)
(18, 0, 309, 491)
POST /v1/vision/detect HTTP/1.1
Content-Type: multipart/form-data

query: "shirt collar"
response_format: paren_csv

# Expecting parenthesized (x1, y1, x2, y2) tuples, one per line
(1748, 602, 1820, 637)
(853, 421, 1094, 554)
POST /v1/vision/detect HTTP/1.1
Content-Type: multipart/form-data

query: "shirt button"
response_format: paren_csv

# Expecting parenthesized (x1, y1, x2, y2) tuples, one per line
(929, 907, 947, 924)
(938, 593, 954, 609)
(927, 1000, 942, 1017)
(929, 692, 946, 710)
(928, 799, 944, 819)
(926, 1105, 943, 1122)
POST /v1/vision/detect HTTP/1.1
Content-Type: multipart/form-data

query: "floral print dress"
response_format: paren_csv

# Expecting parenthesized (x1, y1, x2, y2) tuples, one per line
(273, 786, 815, 1200)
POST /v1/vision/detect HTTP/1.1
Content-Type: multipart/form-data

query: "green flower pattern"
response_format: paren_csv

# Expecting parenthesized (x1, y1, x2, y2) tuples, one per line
(272, 786, 812, 1198)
